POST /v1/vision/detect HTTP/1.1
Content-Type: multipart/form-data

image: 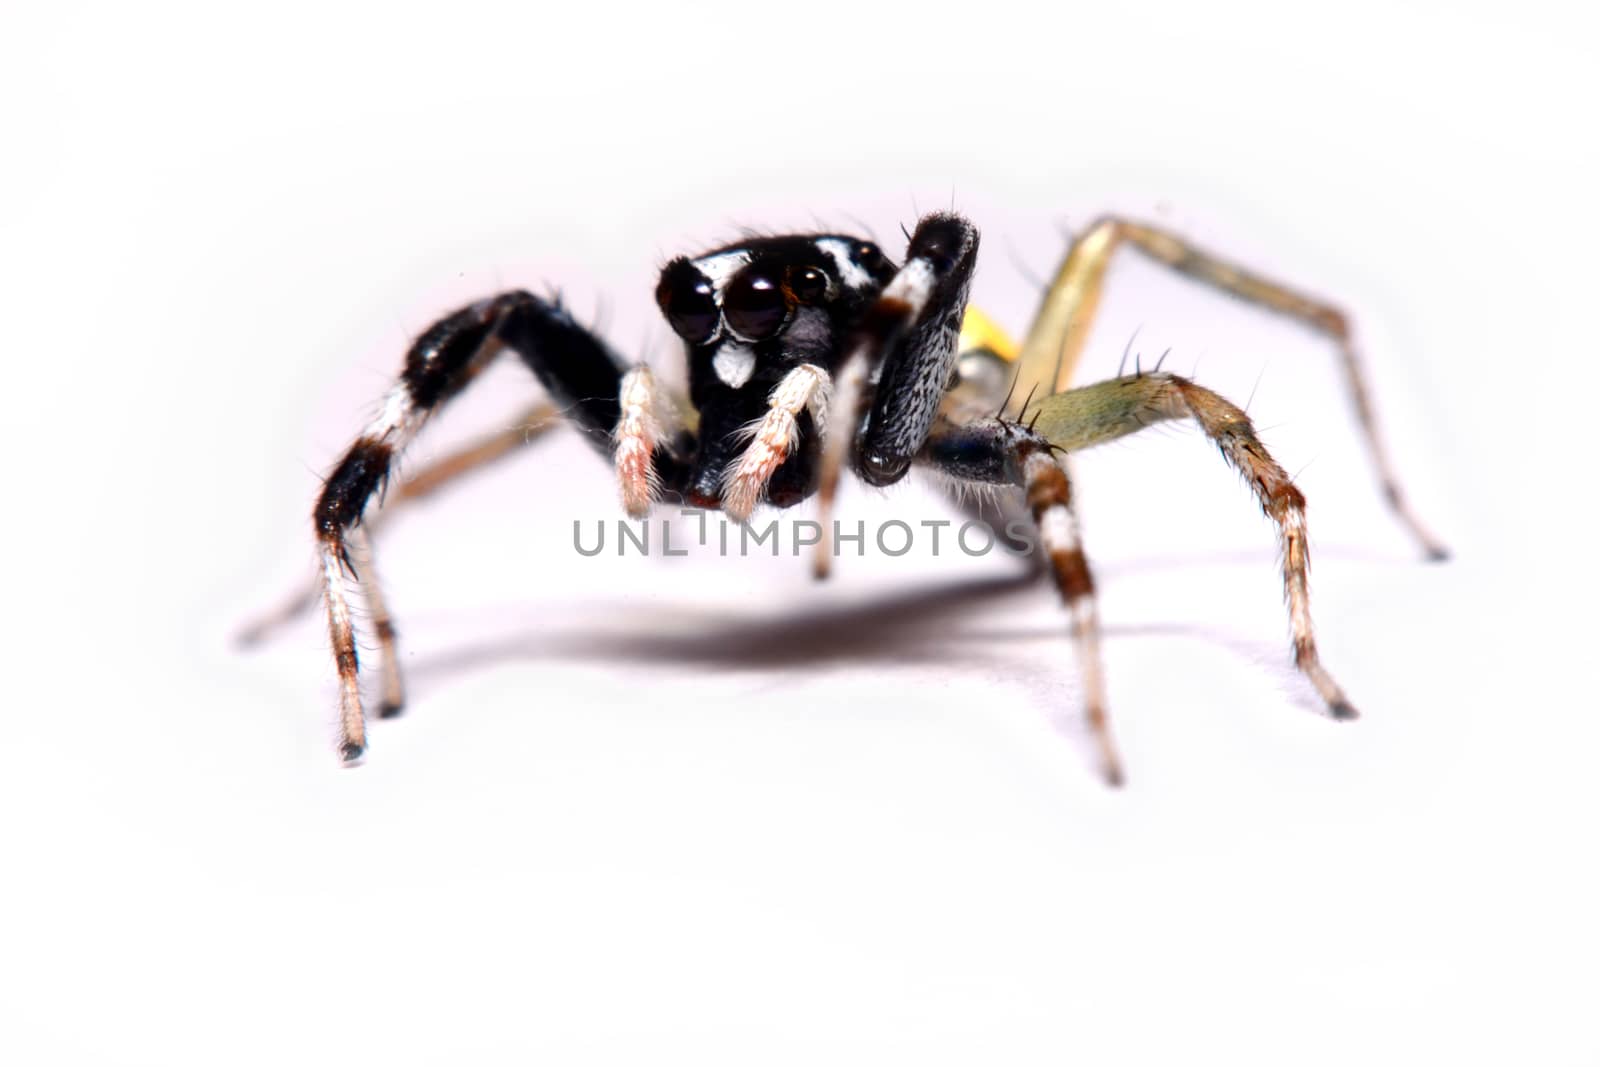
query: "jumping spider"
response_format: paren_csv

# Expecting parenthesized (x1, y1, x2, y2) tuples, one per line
(244, 212, 1447, 784)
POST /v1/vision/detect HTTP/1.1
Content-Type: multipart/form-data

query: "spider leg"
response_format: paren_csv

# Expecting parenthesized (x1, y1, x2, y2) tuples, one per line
(1021, 371, 1357, 717)
(812, 212, 980, 576)
(312, 291, 683, 762)
(236, 400, 559, 647)
(388, 400, 561, 501)
(343, 525, 403, 715)
(920, 417, 1122, 784)
(1013, 217, 1448, 560)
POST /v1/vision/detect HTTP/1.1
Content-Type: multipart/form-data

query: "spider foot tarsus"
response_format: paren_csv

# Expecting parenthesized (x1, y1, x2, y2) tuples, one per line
(1329, 700, 1360, 721)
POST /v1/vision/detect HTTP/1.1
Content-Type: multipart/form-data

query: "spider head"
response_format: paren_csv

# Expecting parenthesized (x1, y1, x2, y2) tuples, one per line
(655, 233, 895, 508)
(656, 234, 895, 390)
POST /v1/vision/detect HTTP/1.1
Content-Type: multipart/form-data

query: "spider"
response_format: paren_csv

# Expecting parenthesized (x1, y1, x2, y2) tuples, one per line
(244, 211, 1448, 784)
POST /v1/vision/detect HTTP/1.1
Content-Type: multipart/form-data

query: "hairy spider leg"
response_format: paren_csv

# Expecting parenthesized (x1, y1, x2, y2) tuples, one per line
(1027, 372, 1356, 718)
(312, 292, 686, 761)
(236, 400, 560, 647)
(920, 417, 1121, 784)
(811, 213, 981, 577)
(1013, 217, 1448, 560)
(343, 526, 403, 715)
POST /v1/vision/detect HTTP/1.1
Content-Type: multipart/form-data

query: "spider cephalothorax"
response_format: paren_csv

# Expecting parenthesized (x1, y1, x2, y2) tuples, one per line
(254, 209, 1448, 783)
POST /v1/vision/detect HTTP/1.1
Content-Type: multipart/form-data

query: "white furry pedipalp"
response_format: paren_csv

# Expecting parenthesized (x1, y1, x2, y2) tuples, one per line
(613, 366, 666, 518)
(720, 363, 831, 522)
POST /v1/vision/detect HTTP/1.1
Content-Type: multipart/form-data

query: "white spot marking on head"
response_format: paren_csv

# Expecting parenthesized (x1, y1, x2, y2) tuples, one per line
(815, 238, 875, 291)
(713, 344, 757, 389)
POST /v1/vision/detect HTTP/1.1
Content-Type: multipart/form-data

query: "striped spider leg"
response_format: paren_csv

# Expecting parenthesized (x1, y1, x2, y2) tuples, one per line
(236, 400, 560, 648)
(306, 292, 692, 760)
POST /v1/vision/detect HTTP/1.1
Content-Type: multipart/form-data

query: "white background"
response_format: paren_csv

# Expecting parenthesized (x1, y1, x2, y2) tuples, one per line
(5, 1, 1598, 1063)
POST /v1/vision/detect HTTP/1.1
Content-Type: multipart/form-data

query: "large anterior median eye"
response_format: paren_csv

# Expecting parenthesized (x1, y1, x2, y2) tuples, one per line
(724, 269, 790, 340)
(656, 262, 719, 345)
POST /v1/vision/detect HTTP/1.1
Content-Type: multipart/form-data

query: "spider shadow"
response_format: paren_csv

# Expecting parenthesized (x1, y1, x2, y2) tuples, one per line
(403, 548, 1320, 698)
(409, 570, 1043, 684)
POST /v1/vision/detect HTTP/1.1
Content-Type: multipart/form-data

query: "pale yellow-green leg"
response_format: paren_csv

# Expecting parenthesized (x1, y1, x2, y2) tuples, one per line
(1013, 218, 1448, 560)
(1026, 373, 1356, 718)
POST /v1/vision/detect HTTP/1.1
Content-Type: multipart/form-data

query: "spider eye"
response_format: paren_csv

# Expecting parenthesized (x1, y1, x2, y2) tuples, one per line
(788, 265, 828, 304)
(853, 241, 894, 284)
(656, 265, 719, 345)
(724, 270, 790, 340)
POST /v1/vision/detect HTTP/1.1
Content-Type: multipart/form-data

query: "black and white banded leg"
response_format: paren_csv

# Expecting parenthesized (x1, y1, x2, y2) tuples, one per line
(236, 400, 561, 649)
(312, 291, 643, 761)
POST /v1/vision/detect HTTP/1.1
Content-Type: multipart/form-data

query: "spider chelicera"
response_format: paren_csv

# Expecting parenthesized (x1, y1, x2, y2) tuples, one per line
(244, 212, 1447, 784)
